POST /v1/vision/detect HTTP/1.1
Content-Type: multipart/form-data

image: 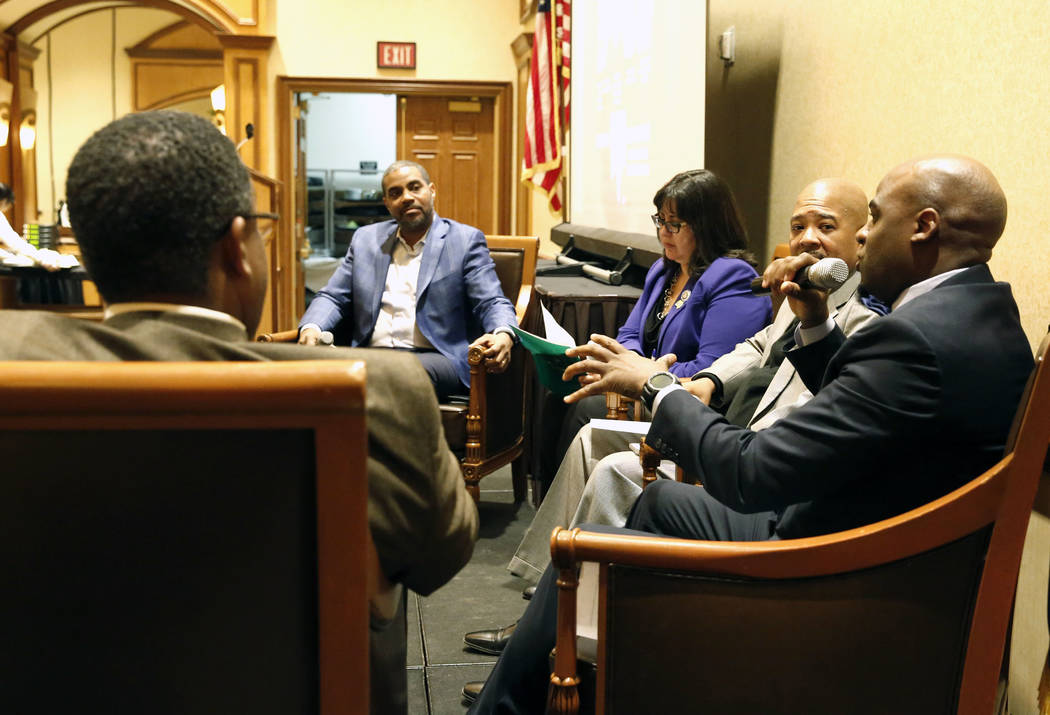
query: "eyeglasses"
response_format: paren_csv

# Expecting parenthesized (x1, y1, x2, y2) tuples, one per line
(651, 214, 686, 234)
(242, 212, 279, 244)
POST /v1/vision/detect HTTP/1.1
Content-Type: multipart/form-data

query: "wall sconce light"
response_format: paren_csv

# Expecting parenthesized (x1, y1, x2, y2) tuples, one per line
(0, 78, 12, 148)
(0, 105, 10, 148)
(210, 84, 226, 135)
(19, 111, 35, 151)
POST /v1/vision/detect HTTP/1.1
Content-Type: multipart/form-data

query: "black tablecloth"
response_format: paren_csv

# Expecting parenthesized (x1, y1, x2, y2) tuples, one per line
(0, 265, 88, 305)
(523, 261, 643, 489)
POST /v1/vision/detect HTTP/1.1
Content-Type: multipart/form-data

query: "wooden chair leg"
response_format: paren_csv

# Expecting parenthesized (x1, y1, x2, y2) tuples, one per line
(512, 456, 527, 503)
(462, 465, 481, 503)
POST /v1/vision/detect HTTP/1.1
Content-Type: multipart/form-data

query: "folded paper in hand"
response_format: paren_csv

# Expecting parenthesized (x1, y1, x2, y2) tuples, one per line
(512, 304, 581, 397)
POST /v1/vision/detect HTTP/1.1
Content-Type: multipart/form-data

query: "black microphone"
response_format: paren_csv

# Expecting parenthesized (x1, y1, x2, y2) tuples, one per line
(235, 123, 255, 152)
(750, 257, 849, 295)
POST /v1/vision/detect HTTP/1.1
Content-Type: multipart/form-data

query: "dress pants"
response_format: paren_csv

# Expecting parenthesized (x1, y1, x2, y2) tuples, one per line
(508, 424, 644, 580)
(410, 349, 466, 401)
(469, 483, 776, 714)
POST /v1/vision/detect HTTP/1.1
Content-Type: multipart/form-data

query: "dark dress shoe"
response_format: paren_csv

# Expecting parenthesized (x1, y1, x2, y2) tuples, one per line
(462, 680, 485, 704)
(522, 585, 536, 600)
(463, 621, 517, 655)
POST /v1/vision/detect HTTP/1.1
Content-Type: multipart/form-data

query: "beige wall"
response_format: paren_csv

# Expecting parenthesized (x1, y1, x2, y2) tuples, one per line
(270, 0, 520, 81)
(710, 3, 1050, 711)
(33, 7, 179, 220)
(763, 0, 1050, 348)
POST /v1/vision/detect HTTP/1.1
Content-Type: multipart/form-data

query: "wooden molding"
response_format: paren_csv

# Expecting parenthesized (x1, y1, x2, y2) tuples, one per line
(126, 48, 223, 60)
(216, 33, 274, 51)
(8, 0, 228, 37)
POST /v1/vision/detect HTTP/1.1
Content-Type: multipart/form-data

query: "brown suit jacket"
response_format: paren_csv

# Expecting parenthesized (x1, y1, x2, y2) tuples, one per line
(0, 308, 478, 597)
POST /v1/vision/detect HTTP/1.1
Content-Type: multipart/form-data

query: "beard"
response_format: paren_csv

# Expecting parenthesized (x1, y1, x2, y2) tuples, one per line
(398, 205, 433, 232)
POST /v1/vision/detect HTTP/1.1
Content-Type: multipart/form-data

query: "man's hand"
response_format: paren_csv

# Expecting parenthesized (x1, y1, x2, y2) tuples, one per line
(298, 326, 322, 346)
(684, 376, 716, 405)
(758, 254, 830, 327)
(562, 334, 676, 403)
(471, 332, 513, 372)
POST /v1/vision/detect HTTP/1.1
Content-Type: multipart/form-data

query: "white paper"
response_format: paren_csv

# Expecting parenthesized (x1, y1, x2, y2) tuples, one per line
(588, 418, 651, 436)
(541, 302, 576, 347)
(576, 560, 599, 663)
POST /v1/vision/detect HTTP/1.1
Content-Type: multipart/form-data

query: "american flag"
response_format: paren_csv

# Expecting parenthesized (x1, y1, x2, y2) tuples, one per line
(523, 0, 570, 214)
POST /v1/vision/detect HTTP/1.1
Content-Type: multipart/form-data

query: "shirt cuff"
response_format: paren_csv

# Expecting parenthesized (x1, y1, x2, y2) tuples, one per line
(794, 317, 836, 346)
(493, 325, 518, 343)
(300, 322, 322, 335)
(651, 383, 688, 418)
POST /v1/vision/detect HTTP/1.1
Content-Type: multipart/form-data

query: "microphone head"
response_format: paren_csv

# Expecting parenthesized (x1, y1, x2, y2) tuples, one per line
(806, 257, 850, 290)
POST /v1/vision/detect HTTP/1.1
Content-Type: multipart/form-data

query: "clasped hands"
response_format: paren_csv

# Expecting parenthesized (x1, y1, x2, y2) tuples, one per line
(470, 332, 514, 373)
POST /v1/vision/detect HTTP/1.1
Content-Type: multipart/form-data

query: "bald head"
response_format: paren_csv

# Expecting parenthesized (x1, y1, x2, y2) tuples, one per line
(789, 178, 868, 270)
(857, 155, 1006, 304)
(901, 156, 1007, 260)
(798, 178, 868, 224)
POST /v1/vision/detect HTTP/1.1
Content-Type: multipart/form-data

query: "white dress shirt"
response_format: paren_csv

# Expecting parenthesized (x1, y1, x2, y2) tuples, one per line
(369, 228, 436, 350)
(104, 302, 249, 336)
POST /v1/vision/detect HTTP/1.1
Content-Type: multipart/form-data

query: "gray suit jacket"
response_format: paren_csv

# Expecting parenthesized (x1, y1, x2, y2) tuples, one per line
(0, 308, 478, 597)
(697, 273, 879, 429)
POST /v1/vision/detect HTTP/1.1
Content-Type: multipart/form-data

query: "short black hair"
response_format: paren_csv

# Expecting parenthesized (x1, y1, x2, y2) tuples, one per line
(382, 160, 431, 189)
(66, 110, 252, 303)
(653, 169, 756, 275)
(0, 182, 15, 204)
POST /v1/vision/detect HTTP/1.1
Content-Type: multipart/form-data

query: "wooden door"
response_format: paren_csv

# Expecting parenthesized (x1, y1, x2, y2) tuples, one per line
(397, 95, 496, 234)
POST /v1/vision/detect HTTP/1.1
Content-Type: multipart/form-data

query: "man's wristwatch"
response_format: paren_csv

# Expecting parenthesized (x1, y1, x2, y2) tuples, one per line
(640, 371, 680, 411)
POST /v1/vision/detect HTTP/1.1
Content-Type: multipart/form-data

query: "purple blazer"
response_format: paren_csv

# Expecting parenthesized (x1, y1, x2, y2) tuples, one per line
(617, 256, 772, 378)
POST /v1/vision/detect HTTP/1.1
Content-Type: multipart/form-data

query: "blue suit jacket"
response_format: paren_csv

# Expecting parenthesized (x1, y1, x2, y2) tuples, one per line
(617, 257, 772, 378)
(300, 214, 517, 387)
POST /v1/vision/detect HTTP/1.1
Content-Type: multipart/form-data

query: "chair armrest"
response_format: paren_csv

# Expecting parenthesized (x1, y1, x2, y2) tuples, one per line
(256, 328, 300, 343)
(514, 285, 533, 324)
(604, 393, 640, 420)
(639, 438, 663, 489)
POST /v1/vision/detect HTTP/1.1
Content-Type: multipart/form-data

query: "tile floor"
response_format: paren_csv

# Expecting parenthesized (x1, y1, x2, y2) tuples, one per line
(406, 465, 536, 714)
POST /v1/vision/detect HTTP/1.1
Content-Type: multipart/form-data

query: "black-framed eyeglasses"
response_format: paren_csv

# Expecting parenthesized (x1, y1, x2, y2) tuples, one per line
(242, 212, 280, 243)
(651, 214, 686, 234)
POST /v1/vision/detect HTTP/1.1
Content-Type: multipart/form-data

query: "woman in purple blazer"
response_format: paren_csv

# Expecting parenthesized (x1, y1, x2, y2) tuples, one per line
(617, 169, 771, 376)
(555, 169, 772, 456)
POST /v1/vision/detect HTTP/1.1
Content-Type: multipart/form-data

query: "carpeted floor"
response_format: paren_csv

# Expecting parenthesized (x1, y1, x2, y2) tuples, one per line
(407, 465, 536, 714)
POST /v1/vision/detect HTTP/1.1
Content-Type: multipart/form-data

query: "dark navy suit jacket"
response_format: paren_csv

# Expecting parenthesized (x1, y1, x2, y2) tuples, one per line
(617, 256, 772, 378)
(645, 264, 1033, 538)
(300, 214, 517, 387)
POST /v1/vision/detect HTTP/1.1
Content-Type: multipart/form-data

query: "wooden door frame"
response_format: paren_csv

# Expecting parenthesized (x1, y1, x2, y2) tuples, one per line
(275, 76, 513, 322)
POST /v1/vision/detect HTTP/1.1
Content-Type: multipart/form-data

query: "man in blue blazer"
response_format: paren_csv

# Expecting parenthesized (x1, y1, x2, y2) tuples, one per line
(299, 161, 518, 398)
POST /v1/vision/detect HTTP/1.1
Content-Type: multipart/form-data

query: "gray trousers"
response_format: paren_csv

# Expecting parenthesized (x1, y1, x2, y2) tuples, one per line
(507, 423, 675, 580)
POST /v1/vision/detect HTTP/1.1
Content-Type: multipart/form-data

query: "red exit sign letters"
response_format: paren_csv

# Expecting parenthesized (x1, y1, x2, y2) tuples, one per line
(377, 42, 416, 69)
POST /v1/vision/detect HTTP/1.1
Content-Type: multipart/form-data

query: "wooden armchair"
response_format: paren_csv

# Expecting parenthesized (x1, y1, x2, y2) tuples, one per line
(451, 235, 539, 502)
(0, 361, 373, 714)
(546, 334, 1050, 715)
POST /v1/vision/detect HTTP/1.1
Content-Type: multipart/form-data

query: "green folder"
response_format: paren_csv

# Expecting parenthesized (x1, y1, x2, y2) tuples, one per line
(512, 325, 581, 397)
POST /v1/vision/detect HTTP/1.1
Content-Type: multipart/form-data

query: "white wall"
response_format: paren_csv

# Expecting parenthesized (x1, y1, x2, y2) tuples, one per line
(303, 92, 396, 174)
(569, 0, 706, 236)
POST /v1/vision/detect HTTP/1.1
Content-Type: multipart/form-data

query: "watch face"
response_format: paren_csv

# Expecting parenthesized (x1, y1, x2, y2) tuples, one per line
(650, 372, 676, 389)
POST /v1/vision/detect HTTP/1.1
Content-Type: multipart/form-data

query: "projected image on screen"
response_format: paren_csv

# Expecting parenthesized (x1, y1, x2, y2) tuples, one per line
(569, 0, 706, 236)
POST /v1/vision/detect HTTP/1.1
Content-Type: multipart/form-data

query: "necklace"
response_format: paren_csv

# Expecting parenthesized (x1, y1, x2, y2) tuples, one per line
(658, 268, 683, 319)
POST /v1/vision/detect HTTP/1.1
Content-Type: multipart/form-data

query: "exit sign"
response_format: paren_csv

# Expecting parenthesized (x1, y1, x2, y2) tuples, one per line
(377, 42, 416, 69)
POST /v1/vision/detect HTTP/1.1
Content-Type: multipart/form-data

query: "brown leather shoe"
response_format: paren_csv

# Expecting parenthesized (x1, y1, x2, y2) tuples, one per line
(462, 680, 485, 704)
(463, 621, 517, 655)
